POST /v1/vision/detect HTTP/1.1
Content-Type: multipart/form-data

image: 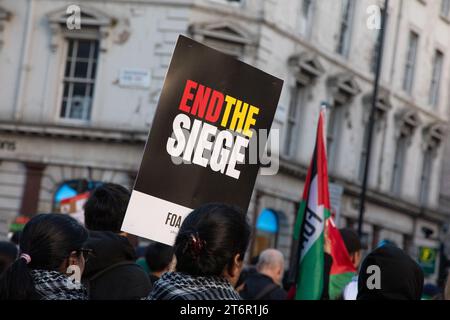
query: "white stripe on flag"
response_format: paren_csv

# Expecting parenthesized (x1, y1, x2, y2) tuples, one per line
(300, 175, 325, 261)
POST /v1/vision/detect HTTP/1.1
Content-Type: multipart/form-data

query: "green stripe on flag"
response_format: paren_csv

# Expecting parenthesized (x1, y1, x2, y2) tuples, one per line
(324, 207, 331, 220)
(329, 272, 356, 300)
(295, 232, 324, 300)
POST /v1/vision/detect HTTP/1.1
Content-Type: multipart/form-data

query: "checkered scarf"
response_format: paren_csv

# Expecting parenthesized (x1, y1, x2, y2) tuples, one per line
(31, 269, 88, 300)
(148, 272, 241, 300)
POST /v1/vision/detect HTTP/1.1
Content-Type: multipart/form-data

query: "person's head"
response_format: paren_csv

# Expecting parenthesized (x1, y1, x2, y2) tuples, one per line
(256, 249, 285, 285)
(339, 228, 362, 268)
(357, 244, 424, 300)
(145, 242, 175, 277)
(84, 183, 130, 233)
(174, 203, 251, 287)
(0, 214, 88, 300)
(0, 242, 18, 274)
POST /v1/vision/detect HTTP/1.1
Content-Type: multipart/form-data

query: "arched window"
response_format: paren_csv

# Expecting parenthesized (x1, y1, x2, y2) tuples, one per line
(53, 179, 102, 211)
(252, 209, 279, 258)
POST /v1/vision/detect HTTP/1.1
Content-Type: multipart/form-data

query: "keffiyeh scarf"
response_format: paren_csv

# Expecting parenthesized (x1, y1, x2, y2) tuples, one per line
(31, 269, 88, 300)
(148, 272, 241, 300)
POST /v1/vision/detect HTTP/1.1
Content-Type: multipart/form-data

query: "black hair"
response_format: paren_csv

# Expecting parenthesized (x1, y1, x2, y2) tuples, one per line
(145, 242, 174, 273)
(10, 232, 21, 246)
(174, 203, 251, 277)
(0, 242, 18, 275)
(84, 183, 130, 232)
(0, 214, 88, 300)
(339, 228, 361, 255)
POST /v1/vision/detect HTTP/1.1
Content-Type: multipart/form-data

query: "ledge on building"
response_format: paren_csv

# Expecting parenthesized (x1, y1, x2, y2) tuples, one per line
(0, 121, 148, 144)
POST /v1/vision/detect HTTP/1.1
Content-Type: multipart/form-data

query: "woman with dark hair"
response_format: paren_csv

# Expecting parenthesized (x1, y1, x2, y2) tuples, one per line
(0, 214, 90, 300)
(149, 203, 251, 300)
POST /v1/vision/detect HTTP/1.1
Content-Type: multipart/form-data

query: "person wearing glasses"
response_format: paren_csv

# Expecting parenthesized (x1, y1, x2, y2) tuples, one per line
(0, 213, 90, 300)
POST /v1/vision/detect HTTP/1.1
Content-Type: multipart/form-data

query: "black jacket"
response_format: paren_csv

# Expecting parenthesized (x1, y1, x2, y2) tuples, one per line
(82, 231, 152, 300)
(240, 273, 287, 300)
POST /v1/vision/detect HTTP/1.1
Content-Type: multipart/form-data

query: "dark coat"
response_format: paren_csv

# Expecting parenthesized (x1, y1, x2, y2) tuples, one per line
(240, 272, 287, 300)
(82, 231, 152, 300)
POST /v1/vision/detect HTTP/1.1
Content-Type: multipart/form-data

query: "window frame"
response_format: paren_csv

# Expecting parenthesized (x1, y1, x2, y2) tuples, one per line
(441, 0, 450, 19)
(391, 134, 408, 195)
(58, 34, 100, 124)
(326, 103, 345, 172)
(419, 148, 434, 207)
(299, 0, 315, 39)
(283, 85, 306, 158)
(336, 0, 356, 57)
(403, 31, 419, 94)
(429, 49, 444, 108)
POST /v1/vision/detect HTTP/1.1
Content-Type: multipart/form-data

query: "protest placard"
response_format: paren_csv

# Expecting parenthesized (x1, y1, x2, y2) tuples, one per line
(121, 35, 283, 245)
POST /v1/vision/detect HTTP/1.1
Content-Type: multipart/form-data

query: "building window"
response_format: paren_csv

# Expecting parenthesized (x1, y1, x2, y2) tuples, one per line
(284, 85, 304, 157)
(391, 134, 408, 195)
(429, 50, 444, 107)
(299, 0, 314, 38)
(358, 94, 391, 184)
(336, 0, 355, 57)
(403, 31, 419, 94)
(0, 7, 11, 50)
(441, 0, 450, 18)
(61, 39, 99, 121)
(327, 104, 345, 171)
(371, 29, 382, 74)
(419, 148, 434, 207)
(252, 209, 279, 258)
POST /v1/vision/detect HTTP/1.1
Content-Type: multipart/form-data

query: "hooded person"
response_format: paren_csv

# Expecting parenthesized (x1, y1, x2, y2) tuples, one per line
(357, 244, 424, 300)
(82, 183, 151, 300)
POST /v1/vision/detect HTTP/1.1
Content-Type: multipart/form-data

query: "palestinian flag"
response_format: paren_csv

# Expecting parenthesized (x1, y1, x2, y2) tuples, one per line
(292, 108, 330, 300)
(327, 218, 357, 299)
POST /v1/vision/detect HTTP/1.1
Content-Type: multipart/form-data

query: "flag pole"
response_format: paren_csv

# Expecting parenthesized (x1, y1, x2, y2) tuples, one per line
(357, 0, 389, 238)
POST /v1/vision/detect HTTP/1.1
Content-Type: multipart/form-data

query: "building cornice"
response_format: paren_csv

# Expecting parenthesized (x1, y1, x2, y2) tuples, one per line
(278, 158, 449, 223)
(0, 121, 148, 144)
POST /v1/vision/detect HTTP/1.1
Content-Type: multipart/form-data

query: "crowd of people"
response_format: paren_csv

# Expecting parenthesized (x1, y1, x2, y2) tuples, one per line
(0, 183, 449, 300)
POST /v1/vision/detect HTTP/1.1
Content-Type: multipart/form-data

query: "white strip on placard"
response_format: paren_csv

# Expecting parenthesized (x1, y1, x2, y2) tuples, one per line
(121, 190, 193, 246)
